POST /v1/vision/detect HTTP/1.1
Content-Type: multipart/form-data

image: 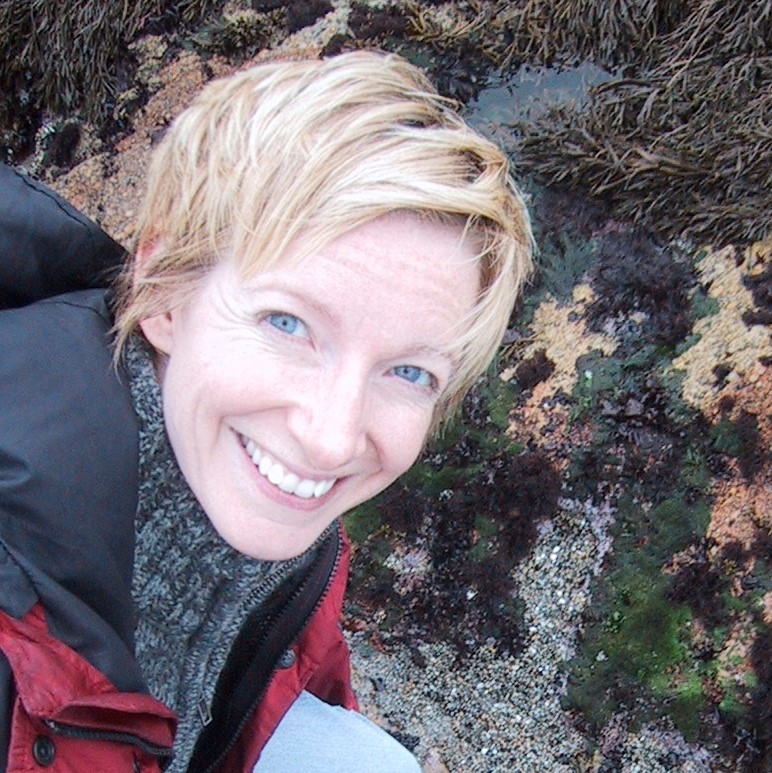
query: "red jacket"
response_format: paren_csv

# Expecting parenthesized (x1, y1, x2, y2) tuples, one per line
(0, 165, 357, 771)
(0, 537, 356, 773)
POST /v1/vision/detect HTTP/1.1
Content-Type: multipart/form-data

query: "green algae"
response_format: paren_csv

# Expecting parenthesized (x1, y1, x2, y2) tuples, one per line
(558, 297, 732, 745)
(468, 514, 499, 562)
(690, 288, 720, 321)
(533, 224, 597, 303)
(344, 497, 383, 545)
(563, 496, 712, 739)
(189, 9, 282, 59)
(682, 445, 711, 494)
(710, 417, 746, 459)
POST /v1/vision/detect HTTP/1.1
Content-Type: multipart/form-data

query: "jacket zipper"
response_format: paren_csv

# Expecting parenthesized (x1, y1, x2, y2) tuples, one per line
(198, 526, 343, 773)
(44, 719, 174, 761)
(193, 550, 309, 727)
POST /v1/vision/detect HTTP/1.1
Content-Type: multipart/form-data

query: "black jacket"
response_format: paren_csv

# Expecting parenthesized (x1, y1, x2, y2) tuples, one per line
(0, 163, 127, 308)
(0, 165, 166, 769)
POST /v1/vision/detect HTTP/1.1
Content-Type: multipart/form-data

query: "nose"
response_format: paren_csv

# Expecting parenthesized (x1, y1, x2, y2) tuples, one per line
(287, 366, 369, 471)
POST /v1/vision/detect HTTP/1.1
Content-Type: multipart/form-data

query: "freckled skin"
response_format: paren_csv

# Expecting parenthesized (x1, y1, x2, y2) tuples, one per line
(140, 213, 480, 560)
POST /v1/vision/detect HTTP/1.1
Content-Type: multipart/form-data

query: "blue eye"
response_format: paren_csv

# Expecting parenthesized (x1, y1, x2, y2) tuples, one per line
(267, 312, 308, 338)
(393, 365, 434, 388)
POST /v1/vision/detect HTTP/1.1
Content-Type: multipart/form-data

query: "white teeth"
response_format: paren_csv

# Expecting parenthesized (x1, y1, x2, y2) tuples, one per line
(279, 473, 299, 493)
(267, 463, 284, 485)
(314, 479, 334, 498)
(241, 436, 336, 499)
(294, 479, 316, 499)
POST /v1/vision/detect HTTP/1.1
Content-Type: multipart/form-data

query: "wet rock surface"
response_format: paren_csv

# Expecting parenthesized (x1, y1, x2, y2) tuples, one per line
(5, 2, 770, 771)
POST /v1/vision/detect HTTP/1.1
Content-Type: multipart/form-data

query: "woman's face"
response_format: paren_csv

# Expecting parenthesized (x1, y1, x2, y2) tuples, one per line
(140, 212, 479, 559)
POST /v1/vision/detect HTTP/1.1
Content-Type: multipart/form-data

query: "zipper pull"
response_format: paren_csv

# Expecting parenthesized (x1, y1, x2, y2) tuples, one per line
(197, 699, 212, 727)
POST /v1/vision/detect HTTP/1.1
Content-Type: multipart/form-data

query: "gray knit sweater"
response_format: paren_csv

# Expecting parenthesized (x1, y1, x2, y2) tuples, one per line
(125, 337, 318, 772)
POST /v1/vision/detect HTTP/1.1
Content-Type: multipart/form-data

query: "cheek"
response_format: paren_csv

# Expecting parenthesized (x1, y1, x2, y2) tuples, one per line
(158, 349, 226, 451)
(158, 363, 197, 458)
(377, 407, 432, 476)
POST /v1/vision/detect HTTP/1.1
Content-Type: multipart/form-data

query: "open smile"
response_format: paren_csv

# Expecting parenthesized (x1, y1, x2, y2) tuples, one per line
(239, 435, 336, 499)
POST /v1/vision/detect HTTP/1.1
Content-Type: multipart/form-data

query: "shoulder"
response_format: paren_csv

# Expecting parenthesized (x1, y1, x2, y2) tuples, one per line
(0, 164, 126, 309)
(0, 289, 123, 416)
(0, 287, 138, 501)
(0, 285, 114, 338)
(0, 290, 139, 643)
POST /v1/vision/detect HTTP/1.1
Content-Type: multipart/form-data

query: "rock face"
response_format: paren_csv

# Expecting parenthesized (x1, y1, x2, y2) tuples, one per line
(9, 2, 769, 771)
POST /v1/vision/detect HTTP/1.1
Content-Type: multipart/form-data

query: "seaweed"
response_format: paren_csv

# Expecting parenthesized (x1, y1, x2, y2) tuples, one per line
(346, 374, 560, 657)
(527, 186, 606, 301)
(586, 230, 694, 349)
(283, 0, 332, 34)
(513, 348, 555, 390)
(491, 0, 691, 69)
(550, 267, 768, 753)
(3, 0, 770, 246)
(348, 2, 410, 41)
(0, 2, 221, 119)
(563, 495, 713, 740)
(743, 263, 772, 328)
(346, 2, 495, 103)
(665, 538, 727, 628)
(41, 122, 81, 169)
(725, 617, 771, 772)
(483, 0, 772, 245)
(710, 410, 769, 481)
(190, 9, 282, 59)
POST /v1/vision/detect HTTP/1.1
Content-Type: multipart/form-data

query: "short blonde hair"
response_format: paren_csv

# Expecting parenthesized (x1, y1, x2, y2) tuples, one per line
(114, 51, 533, 429)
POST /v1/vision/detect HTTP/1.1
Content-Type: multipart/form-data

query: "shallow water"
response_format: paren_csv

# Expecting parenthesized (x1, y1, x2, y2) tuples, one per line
(464, 62, 616, 144)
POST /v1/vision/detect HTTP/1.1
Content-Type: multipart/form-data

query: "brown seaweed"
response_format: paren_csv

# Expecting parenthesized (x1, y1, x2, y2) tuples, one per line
(485, 0, 772, 245)
(404, 0, 770, 244)
(0, 1, 222, 128)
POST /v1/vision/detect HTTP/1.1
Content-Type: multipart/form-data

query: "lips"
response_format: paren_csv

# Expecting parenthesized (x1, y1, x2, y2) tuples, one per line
(240, 435, 336, 499)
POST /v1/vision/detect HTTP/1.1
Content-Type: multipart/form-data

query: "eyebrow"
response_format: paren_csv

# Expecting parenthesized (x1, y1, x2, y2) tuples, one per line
(402, 343, 456, 364)
(249, 280, 337, 324)
(252, 280, 459, 365)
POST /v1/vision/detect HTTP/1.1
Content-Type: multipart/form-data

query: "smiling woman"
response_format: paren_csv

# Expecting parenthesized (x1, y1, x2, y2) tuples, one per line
(139, 213, 479, 562)
(0, 51, 532, 772)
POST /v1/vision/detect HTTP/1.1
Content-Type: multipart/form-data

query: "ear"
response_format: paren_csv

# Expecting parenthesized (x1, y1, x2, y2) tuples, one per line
(135, 237, 175, 355)
(139, 310, 175, 356)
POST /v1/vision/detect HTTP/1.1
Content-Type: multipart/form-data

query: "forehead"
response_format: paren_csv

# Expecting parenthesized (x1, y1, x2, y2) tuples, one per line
(320, 212, 474, 275)
(278, 213, 475, 320)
